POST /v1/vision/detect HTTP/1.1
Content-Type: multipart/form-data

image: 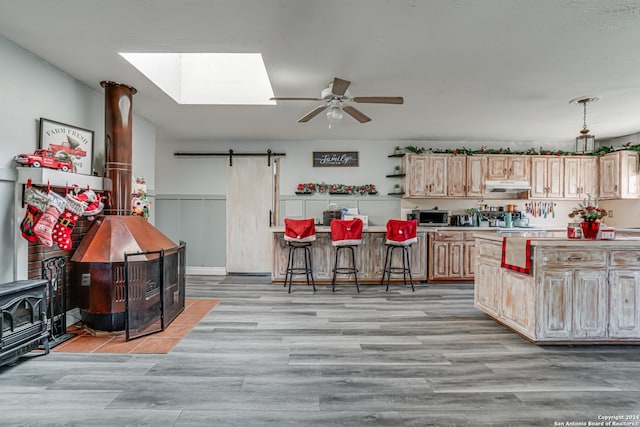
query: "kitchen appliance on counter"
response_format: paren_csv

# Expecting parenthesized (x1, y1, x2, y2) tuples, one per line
(450, 214, 474, 227)
(479, 210, 526, 227)
(410, 209, 450, 226)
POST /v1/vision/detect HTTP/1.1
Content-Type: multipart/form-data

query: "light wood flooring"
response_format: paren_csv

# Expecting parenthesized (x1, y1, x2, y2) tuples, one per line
(1, 276, 640, 426)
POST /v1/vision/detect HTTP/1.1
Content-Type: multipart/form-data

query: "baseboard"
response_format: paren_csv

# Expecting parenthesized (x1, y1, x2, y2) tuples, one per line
(186, 266, 227, 276)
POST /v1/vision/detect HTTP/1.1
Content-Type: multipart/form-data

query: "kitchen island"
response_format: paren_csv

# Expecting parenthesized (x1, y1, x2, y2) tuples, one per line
(474, 230, 640, 344)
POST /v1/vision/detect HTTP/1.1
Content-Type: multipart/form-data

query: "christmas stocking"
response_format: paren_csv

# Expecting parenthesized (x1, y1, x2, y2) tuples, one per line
(20, 186, 49, 243)
(52, 194, 87, 251)
(34, 191, 67, 247)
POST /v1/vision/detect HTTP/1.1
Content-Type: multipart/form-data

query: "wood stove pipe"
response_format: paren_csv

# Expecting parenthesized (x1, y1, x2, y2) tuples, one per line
(100, 81, 137, 216)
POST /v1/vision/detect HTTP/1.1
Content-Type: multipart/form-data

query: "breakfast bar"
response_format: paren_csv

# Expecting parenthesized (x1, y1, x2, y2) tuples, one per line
(474, 230, 640, 344)
(271, 226, 428, 283)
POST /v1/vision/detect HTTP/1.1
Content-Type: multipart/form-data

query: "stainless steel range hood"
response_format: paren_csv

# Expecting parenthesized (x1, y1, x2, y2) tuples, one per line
(485, 180, 531, 193)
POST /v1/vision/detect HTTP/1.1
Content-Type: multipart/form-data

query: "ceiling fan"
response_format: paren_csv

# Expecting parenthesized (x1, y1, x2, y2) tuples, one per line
(270, 77, 403, 124)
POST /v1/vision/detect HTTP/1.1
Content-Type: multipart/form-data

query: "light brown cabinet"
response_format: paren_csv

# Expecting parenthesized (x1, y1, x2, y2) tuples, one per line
(530, 156, 564, 199)
(486, 155, 530, 181)
(428, 231, 475, 282)
(563, 156, 598, 199)
(599, 150, 639, 199)
(405, 154, 447, 198)
(466, 155, 486, 197)
(447, 155, 467, 197)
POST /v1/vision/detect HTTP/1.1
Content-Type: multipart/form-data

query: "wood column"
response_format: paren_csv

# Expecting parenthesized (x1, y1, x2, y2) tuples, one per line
(101, 81, 137, 215)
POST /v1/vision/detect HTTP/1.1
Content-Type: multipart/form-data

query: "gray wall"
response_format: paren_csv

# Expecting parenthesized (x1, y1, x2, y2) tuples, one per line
(0, 35, 157, 282)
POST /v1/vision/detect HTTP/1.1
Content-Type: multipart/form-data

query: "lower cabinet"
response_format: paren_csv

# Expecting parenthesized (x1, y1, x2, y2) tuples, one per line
(608, 270, 640, 338)
(428, 231, 475, 282)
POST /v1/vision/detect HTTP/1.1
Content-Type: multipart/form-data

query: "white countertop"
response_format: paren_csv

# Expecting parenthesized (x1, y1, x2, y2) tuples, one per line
(474, 230, 640, 246)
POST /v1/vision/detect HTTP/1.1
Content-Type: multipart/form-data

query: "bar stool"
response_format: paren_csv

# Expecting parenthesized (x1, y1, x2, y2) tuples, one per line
(381, 219, 418, 292)
(283, 218, 316, 293)
(330, 218, 364, 293)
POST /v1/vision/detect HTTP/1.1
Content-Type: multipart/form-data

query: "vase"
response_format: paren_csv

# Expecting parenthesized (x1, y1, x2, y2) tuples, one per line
(580, 219, 600, 239)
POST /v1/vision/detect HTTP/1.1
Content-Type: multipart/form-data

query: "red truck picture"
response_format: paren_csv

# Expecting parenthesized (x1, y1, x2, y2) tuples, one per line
(48, 141, 87, 158)
(14, 149, 74, 172)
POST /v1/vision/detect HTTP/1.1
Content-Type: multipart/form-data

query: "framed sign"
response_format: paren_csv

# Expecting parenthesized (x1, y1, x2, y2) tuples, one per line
(313, 151, 359, 167)
(39, 118, 94, 175)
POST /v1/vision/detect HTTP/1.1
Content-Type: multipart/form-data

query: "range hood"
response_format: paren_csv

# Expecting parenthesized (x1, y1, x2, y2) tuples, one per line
(485, 180, 531, 193)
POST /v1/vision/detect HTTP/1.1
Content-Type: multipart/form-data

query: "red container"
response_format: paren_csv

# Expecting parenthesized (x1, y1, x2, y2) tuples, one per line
(580, 220, 600, 239)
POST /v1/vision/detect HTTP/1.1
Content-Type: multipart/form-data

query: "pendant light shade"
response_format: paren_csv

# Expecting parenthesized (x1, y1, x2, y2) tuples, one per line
(570, 96, 599, 154)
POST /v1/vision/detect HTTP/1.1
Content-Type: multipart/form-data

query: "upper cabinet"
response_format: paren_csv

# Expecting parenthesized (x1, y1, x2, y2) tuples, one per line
(405, 154, 447, 198)
(486, 155, 530, 181)
(530, 156, 564, 199)
(600, 151, 640, 199)
(563, 156, 598, 199)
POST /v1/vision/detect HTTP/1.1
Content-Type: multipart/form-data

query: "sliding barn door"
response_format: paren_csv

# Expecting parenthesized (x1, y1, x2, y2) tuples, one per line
(226, 157, 278, 274)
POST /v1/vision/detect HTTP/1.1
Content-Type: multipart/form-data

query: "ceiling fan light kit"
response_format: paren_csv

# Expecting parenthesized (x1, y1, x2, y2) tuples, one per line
(270, 77, 403, 126)
(569, 96, 599, 154)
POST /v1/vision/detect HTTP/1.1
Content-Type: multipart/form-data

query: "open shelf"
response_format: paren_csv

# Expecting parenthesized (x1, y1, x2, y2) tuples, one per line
(388, 192, 405, 196)
(385, 173, 406, 178)
(387, 153, 405, 158)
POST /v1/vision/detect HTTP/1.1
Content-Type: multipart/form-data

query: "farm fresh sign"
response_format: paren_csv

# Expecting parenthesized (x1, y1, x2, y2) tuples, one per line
(312, 151, 359, 167)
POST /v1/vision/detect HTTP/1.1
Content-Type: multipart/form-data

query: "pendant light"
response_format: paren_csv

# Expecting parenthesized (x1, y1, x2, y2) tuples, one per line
(570, 96, 599, 154)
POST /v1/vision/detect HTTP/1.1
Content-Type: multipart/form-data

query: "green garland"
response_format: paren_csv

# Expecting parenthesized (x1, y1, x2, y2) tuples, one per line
(402, 144, 640, 157)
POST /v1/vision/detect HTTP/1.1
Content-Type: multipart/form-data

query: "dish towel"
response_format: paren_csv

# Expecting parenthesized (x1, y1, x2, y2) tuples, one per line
(501, 237, 532, 274)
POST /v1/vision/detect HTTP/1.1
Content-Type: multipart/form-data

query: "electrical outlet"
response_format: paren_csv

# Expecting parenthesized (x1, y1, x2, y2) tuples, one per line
(608, 210, 614, 218)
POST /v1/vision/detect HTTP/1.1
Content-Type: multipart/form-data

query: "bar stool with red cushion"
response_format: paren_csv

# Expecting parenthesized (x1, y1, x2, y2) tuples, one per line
(330, 218, 364, 293)
(283, 218, 316, 293)
(381, 219, 418, 291)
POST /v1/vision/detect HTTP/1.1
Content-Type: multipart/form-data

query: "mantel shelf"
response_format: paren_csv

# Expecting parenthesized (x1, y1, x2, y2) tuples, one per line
(16, 167, 111, 191)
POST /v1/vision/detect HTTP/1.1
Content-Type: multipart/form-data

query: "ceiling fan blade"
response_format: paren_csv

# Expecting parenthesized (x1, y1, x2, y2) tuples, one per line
(270, 97, 322, 101)
(343, 106, 371, 123)
(298, 105, 328, 122)
(352, 96, 404, 104)
(331, 77, 351, 96)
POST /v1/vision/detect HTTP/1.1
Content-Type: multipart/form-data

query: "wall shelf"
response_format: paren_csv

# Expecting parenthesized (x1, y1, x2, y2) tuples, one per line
(385, 173, 406, 178)
(387, 153, 406, 158)
(16, 167, 111, 191)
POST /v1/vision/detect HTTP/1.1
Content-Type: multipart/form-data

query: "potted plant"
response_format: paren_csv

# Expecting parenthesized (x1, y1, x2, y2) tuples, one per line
(394, 146, 402, 155)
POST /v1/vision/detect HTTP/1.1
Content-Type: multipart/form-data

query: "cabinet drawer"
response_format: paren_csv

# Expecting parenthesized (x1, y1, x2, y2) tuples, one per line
(610, 250, 640, 266)
(431, 231, 464, 241)
(539, 249, 606, 267)
(477, 241, 502, 259)
(463, 231, 476, 241)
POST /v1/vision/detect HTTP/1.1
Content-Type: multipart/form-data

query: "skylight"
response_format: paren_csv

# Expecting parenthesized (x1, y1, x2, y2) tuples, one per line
(119, 53, 275, 105)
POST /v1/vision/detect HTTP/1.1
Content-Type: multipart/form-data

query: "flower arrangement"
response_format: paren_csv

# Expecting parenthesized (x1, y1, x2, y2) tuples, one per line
(568, 196, 608, 221)
(296, 182, 377, 195)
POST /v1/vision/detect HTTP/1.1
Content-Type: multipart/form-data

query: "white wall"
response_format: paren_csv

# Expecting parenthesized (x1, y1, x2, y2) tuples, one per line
(0, 35, 157, 282)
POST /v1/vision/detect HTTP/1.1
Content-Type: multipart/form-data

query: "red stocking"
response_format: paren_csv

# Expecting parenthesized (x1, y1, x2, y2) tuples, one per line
(52, 194, 87, 251)
(20, 186, 49, 243)
(34, 192, 66, 247)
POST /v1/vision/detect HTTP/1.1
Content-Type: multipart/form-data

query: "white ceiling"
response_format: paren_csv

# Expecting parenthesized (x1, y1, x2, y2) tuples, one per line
(2, 0, 640, 145)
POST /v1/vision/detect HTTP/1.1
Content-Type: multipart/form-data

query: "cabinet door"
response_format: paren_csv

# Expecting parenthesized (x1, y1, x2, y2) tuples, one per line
(409, 233, 428, 280)
(619, 151, 639, 198)
(501, 269, 534, 334)
(406, 154, 428, 197)
(466, 155, 485, 197)
(508, 156, 530, 181)
(530, 157, 548, 198)
(572, 269, 608, 339)
(427, 155, 448, 197)
(546, 156, 564, 198)
(563, 157, 581, 199)
(486, 156, 509, 180)
(474, 261, 501, 316)
(609, 270, 640, 338)
(599, 153, 619, 199)
(463, 241, 476, 279)
(429, 241, 449, 280)
(538, 270, 572, 339)
(447, 155, 467, 197)
(580, 157, 599, 198)
(448, 242, 464, 279)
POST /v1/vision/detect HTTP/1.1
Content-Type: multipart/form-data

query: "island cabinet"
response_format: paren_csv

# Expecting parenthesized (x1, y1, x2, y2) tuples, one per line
(474, 233, 640, 343)
(428, 231, 475, 282)
(599, 150, 640, 199)
(485, 155, 530, 181)
(272, 227, 427, 284)
(563, 156, 598, 199)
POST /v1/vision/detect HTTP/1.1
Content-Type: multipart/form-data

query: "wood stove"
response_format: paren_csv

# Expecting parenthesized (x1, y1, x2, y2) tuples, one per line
(0, 280, 49, 367)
